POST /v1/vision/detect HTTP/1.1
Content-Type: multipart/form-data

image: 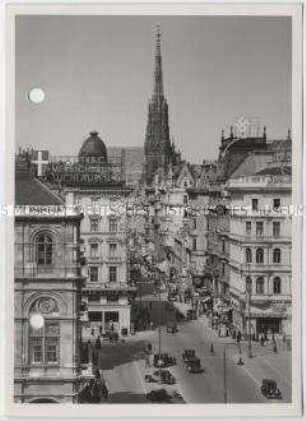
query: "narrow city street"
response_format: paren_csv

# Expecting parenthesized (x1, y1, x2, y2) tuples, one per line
(91, 293, 291, 404)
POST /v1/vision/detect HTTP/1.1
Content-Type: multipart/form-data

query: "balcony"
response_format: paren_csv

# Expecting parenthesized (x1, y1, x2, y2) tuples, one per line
(227, 175, 291, 190)
(15, 265, 82, 279)
(83, 282, 137, 292)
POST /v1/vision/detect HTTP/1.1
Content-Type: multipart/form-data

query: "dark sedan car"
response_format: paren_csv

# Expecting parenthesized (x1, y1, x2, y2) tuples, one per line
(146, 388, 173, 403)
(153, 353, 176, 368)
(260, 379, 282, 399)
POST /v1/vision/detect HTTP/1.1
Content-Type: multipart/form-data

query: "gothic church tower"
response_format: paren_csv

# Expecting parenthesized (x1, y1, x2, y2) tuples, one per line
(144, 26, 178, 185)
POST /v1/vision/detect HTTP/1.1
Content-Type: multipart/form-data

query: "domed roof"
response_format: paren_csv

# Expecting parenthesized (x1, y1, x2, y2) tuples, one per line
(79, 131, 107, 161)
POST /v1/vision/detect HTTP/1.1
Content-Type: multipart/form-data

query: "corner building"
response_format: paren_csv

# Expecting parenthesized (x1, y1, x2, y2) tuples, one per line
(62, 131, 136, 336)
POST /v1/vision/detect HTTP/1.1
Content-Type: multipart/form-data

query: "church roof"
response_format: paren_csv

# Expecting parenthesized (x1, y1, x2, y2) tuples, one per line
(79, 131, 107, 161)
(15, 167, 64, 206)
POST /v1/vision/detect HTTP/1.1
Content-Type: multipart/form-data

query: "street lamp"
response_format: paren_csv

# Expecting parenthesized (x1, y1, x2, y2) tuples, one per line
(223, 342, 244, 403)
(246, 277, 253, 358)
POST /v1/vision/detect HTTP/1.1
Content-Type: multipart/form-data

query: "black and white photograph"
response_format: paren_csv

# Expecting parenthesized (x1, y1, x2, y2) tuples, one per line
(2, 2, 303, 418)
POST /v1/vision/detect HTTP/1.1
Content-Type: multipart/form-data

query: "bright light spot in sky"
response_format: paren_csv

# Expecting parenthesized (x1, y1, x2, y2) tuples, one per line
(28, 88, 45, 104)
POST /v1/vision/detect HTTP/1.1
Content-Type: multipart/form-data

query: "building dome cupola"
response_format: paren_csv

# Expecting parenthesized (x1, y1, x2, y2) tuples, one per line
(79, 131, 108, 163)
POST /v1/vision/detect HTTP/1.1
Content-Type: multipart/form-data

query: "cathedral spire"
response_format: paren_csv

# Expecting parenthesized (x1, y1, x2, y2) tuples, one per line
(154, 25, 164, 97)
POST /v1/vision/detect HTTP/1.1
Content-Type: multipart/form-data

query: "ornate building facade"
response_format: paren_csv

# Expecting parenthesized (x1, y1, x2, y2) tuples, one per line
(14, 159, 85, 403)
(60, 131, 136, 336)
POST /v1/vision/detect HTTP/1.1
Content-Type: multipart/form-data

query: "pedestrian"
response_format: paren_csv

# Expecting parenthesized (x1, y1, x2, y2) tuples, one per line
(95, 336, 101, 349)
(260, 334, 265, 347)
(150, 321, 154, 330)
(148, 341, 152, 352)
(237, 330, 241, 343)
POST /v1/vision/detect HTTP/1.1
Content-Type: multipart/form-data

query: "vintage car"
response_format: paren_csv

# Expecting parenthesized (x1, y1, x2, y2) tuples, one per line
(260, 379, 282, 399)
(145, 369, 175, 385)
(182, 349, 196, 363)
(153, 353, 176, 368)
(166, 322, 178, 334)
(186, 358, 203, 374)
(146, 388, 173, 403)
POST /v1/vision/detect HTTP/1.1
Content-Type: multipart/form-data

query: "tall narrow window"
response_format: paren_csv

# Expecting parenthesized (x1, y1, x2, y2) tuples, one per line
(273, 198, 281, 210)
(37, 234, 53, 265)
(193, 218, 197, 230)
(90, 243, 98, 259)
(256, 248, 264, 264)
(193, 238, 197, 251)
(252, 198, 258, 211)
(222, 240, 225, 253)
(273, 248, 281, 263)
(246, 221, 252, 236)
(256, 277, 264, 294)
(90, 218, 99, 232)
(109, 266, 117, 283)
(89, 266, 98, 282)
(109, 243, 117, 258)
(256, 221, 264, 237)
(273, 277, 281, 294)
(246, 248, 252, 263)
(273, 221, 281, 238)
(109, 218, 117, 232)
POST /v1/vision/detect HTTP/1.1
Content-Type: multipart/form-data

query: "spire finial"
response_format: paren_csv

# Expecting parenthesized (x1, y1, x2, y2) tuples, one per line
(154, 24, 163, 97)
(287, 129, 291, 141)
(230, 126, 234, 139)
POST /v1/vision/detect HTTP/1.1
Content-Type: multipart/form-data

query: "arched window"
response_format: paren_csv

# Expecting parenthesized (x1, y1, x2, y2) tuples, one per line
(246, 276, 252, 293)
(256, 277, 264, 294)
(273, 277, 281, 294)
(256, 248, 264, 264)
(37, 234, 53, 265)
(245, 248, 252, 263)
(273, 248, 281, 263)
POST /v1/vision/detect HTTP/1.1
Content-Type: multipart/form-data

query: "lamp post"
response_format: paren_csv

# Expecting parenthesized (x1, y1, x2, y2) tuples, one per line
(246, 278, 253, 358)
(223, 342, 244, 403)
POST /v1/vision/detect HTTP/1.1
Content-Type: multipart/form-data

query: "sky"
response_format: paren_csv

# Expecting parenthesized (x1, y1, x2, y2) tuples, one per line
(16, 15, 292, 163)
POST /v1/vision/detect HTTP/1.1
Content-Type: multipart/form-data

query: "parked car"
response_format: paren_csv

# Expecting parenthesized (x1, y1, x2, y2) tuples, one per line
(166, 322, 178, 334)
(186, 358, 203, 373)
(260, 379, 282, 399)
(186, 309, 197, 320)
(156, 369, 176, 385)
(153, 353, 176, 368)
(146, 388, 173, 403)
(182, 349, 196, 363)
(145, 369, 176, 385)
